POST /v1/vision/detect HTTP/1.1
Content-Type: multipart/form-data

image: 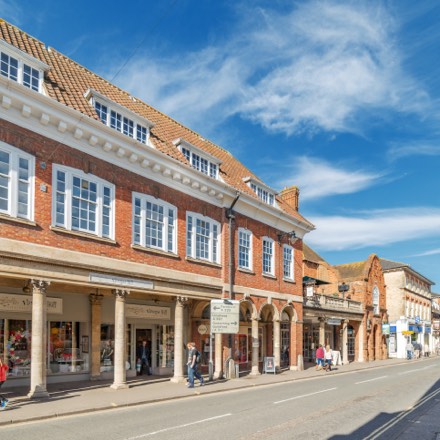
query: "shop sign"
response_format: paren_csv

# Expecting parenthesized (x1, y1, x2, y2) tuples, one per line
(126, 303, 170, 320)
(198, 324, 209, 335)
(89, 272, 153, 290)
(0, 293, 63, 314)
(382, 324, 390, 335)
(402, 330, 414, 335)
(327, 318, 341, 326)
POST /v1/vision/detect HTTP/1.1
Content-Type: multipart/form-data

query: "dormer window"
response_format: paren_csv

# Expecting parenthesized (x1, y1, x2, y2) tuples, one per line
(0, 40, 48, 93)
(243, 177, 276, 206)
(85, 89, 153, 145)
(173, 138, 221, 180)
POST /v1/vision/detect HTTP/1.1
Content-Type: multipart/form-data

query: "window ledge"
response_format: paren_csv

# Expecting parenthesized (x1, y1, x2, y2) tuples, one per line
(283, 278, 296, 284)
(185, 256, 222, 269)
(0, 213, 37, 227)
(132, 244, 180, 259)
(238, 267, 255, 275)
(50, 226, 117, 244)
(262, 273, 277, 280)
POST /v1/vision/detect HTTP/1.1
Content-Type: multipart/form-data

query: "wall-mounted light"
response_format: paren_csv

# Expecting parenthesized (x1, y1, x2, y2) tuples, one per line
(277, 230, 298, 245)
(338, 282, 349, 299)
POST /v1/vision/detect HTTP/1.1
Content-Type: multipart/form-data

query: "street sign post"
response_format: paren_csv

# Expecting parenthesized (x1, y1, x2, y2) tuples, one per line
(210, 299, 240, 334)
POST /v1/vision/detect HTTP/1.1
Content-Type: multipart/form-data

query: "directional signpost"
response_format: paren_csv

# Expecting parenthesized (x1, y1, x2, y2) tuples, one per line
(209, 299, 240, 380)
(210, 299, 240, 334)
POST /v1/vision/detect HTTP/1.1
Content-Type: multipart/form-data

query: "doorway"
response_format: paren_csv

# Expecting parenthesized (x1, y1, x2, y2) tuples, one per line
(135, 329, 152, 374)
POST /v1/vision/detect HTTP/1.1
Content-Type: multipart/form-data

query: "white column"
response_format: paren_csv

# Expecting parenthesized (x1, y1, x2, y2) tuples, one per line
(342, 320, 349, 364)
(358, 321, 365, 362)
(28, 279, 50, 399)
(274, 318, 281, 371)
(111, 289, 129, 390)
(171, 296, 187, 383)
(319, 318, 326, 346)
(214, 333, 223, 379)
(250, 316, 260, 375)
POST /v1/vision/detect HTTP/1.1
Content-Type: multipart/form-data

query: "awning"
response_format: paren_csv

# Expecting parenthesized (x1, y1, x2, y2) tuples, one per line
(303, 276, 330, 285)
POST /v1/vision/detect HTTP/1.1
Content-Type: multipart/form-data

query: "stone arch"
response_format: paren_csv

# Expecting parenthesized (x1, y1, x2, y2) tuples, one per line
(258, 301, 280, 321)
(239, 298, 257, 321)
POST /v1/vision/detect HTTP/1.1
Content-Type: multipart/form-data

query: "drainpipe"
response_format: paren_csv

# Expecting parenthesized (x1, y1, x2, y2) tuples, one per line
(226, 191, 240, 300)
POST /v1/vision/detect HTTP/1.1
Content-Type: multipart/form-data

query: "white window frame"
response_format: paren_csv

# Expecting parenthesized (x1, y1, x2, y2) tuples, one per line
(173, 138, 221, 180)
(262, 237, 274, 276)
(0, 40, 48, 93)
(186, 212, 221, 264)
(0, 141, 35, 221)
(132, 193, 177, 254)
(283, 244, 294, 280)
(85, 89, 153, 145)
(243, 177, 276, 206)
(52, 164, 115, 239)
(238, 228, 252, 271)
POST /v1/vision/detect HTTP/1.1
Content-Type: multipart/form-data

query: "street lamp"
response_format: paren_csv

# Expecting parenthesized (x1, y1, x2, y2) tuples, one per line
(338, 282, 349, 299)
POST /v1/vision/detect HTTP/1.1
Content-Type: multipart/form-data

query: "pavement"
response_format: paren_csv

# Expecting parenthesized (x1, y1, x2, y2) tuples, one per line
(0, 356, 439, 435)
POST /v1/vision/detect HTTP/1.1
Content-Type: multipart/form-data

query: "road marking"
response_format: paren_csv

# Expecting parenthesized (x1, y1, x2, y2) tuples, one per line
(355, 375, 388, 385)
(273, 387, 337, 405)
(398, 365, 435, 375)
(364, 386, 440, 439)
(122, 413, 232, 439)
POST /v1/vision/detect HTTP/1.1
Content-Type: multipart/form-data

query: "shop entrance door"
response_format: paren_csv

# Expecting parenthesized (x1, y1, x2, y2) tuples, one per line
(135, 329, 152, 374)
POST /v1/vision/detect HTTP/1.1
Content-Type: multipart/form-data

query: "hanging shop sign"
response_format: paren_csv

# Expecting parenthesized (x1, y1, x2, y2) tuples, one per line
(89, 272, 153, 290)
(126, 303, 170, 320)
(0, 293, 63, 314)
(382, 324, 390, 335)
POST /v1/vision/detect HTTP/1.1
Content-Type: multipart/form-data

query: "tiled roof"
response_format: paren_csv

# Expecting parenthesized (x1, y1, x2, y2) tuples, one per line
(303, 243, 327, 264)
(380, 258, 409, 271)
(0, 19, 313, 228)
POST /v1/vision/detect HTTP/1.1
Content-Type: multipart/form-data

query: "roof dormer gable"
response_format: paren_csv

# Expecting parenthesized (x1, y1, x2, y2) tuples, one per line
(84, 88, 154, 146)
(0, 39, 49, 94)
(243, 176, 277, 207)
(173, 138, 222, 180)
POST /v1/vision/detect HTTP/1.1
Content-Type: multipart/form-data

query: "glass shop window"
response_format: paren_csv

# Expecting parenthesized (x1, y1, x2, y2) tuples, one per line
(0, 319, 32, 377)
(100, 324, 115, 372)
(49, 321, 83, 374)
(155, 325, 174, 368)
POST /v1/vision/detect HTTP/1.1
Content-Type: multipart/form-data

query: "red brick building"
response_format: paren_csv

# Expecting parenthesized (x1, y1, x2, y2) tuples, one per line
(0, 20, 313, 397)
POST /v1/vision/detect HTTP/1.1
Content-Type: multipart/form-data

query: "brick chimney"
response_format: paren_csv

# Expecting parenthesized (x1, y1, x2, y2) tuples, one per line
(279, 186, 300, 211)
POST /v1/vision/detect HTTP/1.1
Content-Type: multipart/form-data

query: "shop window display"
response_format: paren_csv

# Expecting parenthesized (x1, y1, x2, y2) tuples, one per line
(155, 325, 174, 368)
(100, 324, 115, 372)
(49, 322, 84, 373)
(0, 320, 31, 376)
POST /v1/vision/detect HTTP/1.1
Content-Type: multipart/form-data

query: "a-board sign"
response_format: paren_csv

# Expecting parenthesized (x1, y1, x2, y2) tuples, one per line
(210, 299, 240, 334)
(263, 356, 276, 374)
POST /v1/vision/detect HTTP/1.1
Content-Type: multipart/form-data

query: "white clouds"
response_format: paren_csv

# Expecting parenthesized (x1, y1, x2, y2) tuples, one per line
(114, 0, 428, 137)
(387, 141, 440, 161)
(306, 207, 440, 251)
(276, 156, 382, 200)
(0, 0, 23, 25)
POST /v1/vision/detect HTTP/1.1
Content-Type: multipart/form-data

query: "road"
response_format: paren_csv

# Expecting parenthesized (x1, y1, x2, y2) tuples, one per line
(1, 358, 439, 440)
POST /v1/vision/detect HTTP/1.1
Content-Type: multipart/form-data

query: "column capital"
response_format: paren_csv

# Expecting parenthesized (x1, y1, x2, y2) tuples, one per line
(176, 296, 189, 306)
(112, 289, 130, 299)
(31, 279, 50, 293)
(89, 293, 104, 306)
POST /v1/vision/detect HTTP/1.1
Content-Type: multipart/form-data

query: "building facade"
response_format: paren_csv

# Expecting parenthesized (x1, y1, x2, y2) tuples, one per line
(381, 259, 434, 359)
(334, 255, 388, 362)
(0, 21, 314, 397)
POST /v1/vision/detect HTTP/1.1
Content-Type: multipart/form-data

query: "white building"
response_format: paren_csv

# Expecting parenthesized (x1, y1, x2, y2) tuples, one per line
(381, 259, 434, 359)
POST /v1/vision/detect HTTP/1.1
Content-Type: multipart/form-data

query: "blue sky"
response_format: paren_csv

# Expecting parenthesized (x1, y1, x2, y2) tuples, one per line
(2, 0, 440, 289)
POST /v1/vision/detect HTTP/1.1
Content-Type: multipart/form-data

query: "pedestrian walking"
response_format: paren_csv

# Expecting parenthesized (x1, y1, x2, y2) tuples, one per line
(406, 341, 414, 360)
(136, 340, 151, 375)
(0, 358, 9, 410)
(186, 342, 204, 388)
(324, 344, 333, 372)
(315, 344, 325, 370)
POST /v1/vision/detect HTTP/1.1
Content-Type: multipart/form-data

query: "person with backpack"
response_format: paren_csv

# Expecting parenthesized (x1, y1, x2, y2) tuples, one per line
(0, 358, 9, 409)
(186, 342, 204, 388)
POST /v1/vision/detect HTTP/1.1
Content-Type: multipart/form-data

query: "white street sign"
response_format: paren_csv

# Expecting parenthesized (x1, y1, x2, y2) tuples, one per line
(210, 299, 240, 334)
